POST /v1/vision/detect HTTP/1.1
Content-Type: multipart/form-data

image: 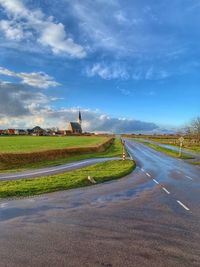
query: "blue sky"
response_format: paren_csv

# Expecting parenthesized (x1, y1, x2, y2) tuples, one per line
(0, 0, 199, 133)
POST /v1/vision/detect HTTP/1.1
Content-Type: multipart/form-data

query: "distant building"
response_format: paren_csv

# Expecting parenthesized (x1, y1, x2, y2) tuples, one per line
(31, 126, 46, 136)
(67, 110, 82, 134)
(14, 129, 27, 135)
(7, 129, 15, 135)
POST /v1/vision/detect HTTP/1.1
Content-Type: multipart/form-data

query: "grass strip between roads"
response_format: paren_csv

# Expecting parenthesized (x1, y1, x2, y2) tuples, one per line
(0, 160, 135, 198)
(136, 140, 194, 159)
(191, 161, 200, 166)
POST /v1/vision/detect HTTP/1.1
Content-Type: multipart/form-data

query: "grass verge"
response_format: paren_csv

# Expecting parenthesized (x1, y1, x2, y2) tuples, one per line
(0, 160, 135, 198)
(136, 141, 194, 159)
(134, 137, 200, 154)
(191, 162, 200, 166)
(0, 139, 124, 173)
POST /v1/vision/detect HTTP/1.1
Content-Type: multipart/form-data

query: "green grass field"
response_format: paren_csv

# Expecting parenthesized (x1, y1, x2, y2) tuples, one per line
(0, 138, 124, 172)
(0, 160, 135, 198)
(0, 136, 108, 153)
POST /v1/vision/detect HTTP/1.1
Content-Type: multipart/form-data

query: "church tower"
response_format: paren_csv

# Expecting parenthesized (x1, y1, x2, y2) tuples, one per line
(78, 110, 82, 125)
(67, 110, 83, 134)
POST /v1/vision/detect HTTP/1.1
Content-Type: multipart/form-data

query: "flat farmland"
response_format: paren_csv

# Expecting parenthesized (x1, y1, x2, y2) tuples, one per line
(0, 136, 108, 153)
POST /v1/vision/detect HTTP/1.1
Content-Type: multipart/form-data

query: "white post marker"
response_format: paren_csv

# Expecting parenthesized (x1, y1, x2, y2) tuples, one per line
(87, 176, 97, 184)
(122, 142, 126, 160)
(178, 136, 184, 157)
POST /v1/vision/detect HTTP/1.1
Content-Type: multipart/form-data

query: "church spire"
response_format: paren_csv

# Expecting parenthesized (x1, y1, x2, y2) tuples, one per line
(78, 110, 82, 125)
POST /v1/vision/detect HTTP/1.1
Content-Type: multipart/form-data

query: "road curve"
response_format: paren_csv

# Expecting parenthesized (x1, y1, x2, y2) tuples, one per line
(0, 157, 120, 181)
(0, 139, 200, 267)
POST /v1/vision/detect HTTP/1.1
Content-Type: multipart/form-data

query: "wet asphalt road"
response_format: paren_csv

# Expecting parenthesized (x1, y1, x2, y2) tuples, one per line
(0, 139, 200, 267)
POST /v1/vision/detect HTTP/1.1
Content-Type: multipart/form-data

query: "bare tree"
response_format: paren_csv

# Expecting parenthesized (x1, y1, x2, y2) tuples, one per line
(191, 117, 200, 142)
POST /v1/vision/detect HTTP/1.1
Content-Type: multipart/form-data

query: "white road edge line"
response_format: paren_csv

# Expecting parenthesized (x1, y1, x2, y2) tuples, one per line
(146, 172, 151, 177)
(162, 187, 170, 194)
(176, 200, 190, 211)
(186, 175, 193, 180)
(153, 179, 159, 185)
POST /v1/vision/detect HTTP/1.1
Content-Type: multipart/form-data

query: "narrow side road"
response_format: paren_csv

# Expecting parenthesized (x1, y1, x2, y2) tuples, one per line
(0, 157, 120, 181)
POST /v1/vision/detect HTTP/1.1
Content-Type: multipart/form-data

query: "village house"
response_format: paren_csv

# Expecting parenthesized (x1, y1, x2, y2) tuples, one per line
(7, 129, 15, 135)
(14, 129, 27, 135)
(30, 126, 46, 136)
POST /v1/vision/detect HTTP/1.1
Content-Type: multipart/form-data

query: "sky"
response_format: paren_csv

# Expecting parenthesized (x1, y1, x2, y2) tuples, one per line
(0, 0, 199, 133)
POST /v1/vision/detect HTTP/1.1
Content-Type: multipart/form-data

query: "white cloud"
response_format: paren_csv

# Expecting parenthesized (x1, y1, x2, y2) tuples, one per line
(0, 0, 86, 58)
(0, 0, 27, 16)
(118, 88, 131, 96)
(38, 22, 85, 56)
(0, 20, 25, 40)
(114, 11, 128, 24)
(0, 82, 49, 117)
(85, 62, 171, 81)
(145, 66, 170, 80)
(0, 67, 60, 89)
(85, 62, 129, 80)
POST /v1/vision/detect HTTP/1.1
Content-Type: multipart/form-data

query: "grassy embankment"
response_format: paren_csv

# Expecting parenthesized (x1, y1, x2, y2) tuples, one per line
(133, 139, 194, 159)
(0, 137, 124, 172)
(0, 160, 135, 198)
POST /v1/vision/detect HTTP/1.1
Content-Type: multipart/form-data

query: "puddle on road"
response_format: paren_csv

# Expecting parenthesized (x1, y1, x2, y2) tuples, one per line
(92, 181, 154, 206)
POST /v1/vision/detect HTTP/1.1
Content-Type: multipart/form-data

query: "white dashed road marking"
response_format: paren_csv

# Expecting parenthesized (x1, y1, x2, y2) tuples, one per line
(186, 175, 193, 180)
(153, 179, 159, 185)
(176, 200, 190, 211)
(146, 172, 151, 177)
(141, 168, 145, 172)
(0, 203, 8, 208)
(162, 187, 170, 194)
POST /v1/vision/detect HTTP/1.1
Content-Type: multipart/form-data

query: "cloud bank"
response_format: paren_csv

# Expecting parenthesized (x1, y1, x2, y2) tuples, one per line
(0, 82, 158, 133)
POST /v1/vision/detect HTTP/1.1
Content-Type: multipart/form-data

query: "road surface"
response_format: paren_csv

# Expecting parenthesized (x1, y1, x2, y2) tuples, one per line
(0, 139, 199, 267)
